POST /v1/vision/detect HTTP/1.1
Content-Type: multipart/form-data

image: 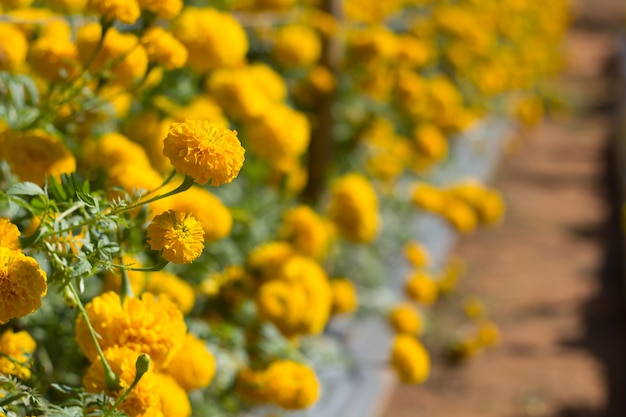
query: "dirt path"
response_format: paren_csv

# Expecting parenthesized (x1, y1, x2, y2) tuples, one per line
(382, 6, 626, 417)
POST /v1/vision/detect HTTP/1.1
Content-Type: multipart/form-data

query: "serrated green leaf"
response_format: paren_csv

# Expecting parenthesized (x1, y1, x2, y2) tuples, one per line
(6, 181, 45, 196)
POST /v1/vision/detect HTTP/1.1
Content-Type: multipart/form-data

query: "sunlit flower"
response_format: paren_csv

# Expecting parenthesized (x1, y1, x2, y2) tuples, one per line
(279, 205, 331, 259)
(0, 23, 28, 72)
(389, 303, 423, 335)
(147, 210, 205, 264)
(137, 0, 182, 19)
(271, 24, 321, 68)
(153, 372, 191, 417)
(330, 278, 358, 315)
(405, 270, 438, 306)
(0, 218, 21, 250)
(145, 271, 195, 314)
(403, 241, 430, 268)
(0, 247, 48, 324)
(141, 26, 187, 70)
(163, 120, 245, 186)
(390, 334, 430, 384)
(75, 291, 186, 370)
(165, 332, 216, 391)
(0, 329, 36, 379)
(86, 0, 140, 24)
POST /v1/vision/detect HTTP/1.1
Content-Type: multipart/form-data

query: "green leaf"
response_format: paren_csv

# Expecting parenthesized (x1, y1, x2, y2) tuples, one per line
(7, 80, 24, 109)
(6, 181, 45, 197)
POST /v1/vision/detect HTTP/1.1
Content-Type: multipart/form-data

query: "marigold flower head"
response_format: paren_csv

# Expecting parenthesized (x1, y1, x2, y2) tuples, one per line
(141, 27, 187, 70)
(0, 247, 48, 324)
(172, 7, 248, 72)
(145, 271, 195, 314)
(246, 241, 296, 281)
(147, 210, 205, 264)
(163, 120, 245, 186)
(0, 329, 36, 379)
(248, 62, 288, 103)
(391, 334, 430, 384)
(327, 173, 380, 243)
(171, 96, 229, 127)
(237, 360, 320, 410)
(47, 0, 87, 13)
(165, 333, 216, 391)
(477, 320, 501, 348)
(279, 205, 331, 260)
(403, 241, 430, 268)
(413, 124, 448, 162)
(75, 291, 187, 370)
(1, 129, 76, 186)
(271, 24, 321, 68)
(123, 112, 173, 174)
(152, 372, 191, 417)
(330, 278, 358, 315)
(83, 345, 162, 417)
(83, 132, 153, 171)
(405, 270, 438, 306)
(86, 0, 140, 24)
(0, 218, 21, 250)
(389, 303, 423, 335)
(440, 197, 478, 234)
(411, 182, 446, 213)
(28, 28, 78, 81)
(0, 23, 28, 72)
(256, 280, 307, 336)
(137, 0, 182, 19)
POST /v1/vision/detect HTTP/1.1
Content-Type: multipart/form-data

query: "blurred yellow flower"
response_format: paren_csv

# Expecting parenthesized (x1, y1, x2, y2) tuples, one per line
(330, 278, 358, 315)
(271, 24, 321, 68)
(389, 303, 423, 335)
(403, 241, 430, 268)
(391, 334, 430, 384)
(141, 26, 188, 70)
(86, 0, 139, 24)
(0, 23, 28, 71)
(163, 120, 245, 186)
(137, 0, 182, 19)
(0, 329, 36, 379)
(0, 218, 21, 250)
(147, 210, 205, 264)
(0, 247, 48, 324)
(279, 205, 331, 260)
(152, 372, 191, 417)
(145, 271, 195, 314)
(165, 332, 216, 391)
(405, 270, 438, 306)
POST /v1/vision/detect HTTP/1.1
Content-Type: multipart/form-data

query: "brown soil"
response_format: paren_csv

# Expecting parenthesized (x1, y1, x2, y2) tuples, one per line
(382, 3, 626, 417)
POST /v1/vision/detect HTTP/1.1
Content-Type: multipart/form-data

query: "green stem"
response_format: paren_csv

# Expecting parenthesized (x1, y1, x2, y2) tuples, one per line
(68, 283, 120, 392)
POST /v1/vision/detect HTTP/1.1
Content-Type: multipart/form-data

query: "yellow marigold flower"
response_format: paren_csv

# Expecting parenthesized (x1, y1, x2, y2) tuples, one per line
(440, 197, 478, 234)
(476, 189, 505, 225)
(247, 241, 295, 281)
(271, 24, 321, 68)
(137, 0, 182, 19)
(477, 320, 500, 348)
(0, 218, 20, 250)
(389, 303, 423, 335)
(279, 205, 331, 259)
(86, 0, 139, 24)
(171, 96, 229, 128)
(391, 334, 430, 384)
(244, 104, 310, 171)
(163, 120, 245, 186)
(343, 0, 403, 23)
(123, 112, 172, 174)
(106, 163, 164, 201)
(413, 124, 448, 162)
(147, 210, 205, 264)
(76, 23, 147, 87)
(330, 278, 358, 315)
(75, 291, 187, 370)
(28, 28, 78, 81)
(198, 265, 245, 297)
(152, 372, 191, 417)
(206, 66, 275, 121)
(327, 173, 380, 244)
(172, 7, 248, 72)
(1, 129, 75, 186)
(248, 62, 288, 103)
(83, 345, 162, 417)
(403, 241, 430, 268)
(405, 270, 438, 306)
(83, 132, 152, 172)
(411, 182, 446, 213)
(47, 0, 87, 13)
(397, 34, 432, 68)
(0, 23, 28, 72)
(237, 360, 320, 410)
(145, 271, 195, 315)
(0, 329, 36, 379)
(165, 333, 216, 391)
(257, 280, 307, 335)
(347, 26, 399, 64)
(0, 247, 48, 324)
(140, 27, 187, 70)
(150, 184, 233, 242)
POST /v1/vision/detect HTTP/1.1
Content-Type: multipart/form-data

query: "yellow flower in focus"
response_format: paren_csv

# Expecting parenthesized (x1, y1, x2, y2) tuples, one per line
(279, 205, 331, 259)
(271, 24, 321, 68)
(147, 210, 205, 264)
(86, 0, 139, 24)
(145, 271, 195, 315)
(389, 303, 423, 335)
(0, 329, 36, 379)
(76, 23, 147, 87)
(237, 360, 320, 410)
(1, 129, 75, 186)
(0, 218, 21, 250)
(405, 270, 438, 306)
(165, 332, 216, 391)
(75, 291, 187, 369)
(172, 7, 248, 72)
(330, 278, 358, 315)
(327, 173, 380, 244)
(152, 373, 191, 417)
(403, 241, 430, 268)
(163, 120, 245, 186)
(0, 247, 48, 324)
(137, 0, 182, 19)
(83, 345, 162, 417)
(141, 26, 187, 70)
(0, 23, 28, 72)
(390, 335, 430, 384)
